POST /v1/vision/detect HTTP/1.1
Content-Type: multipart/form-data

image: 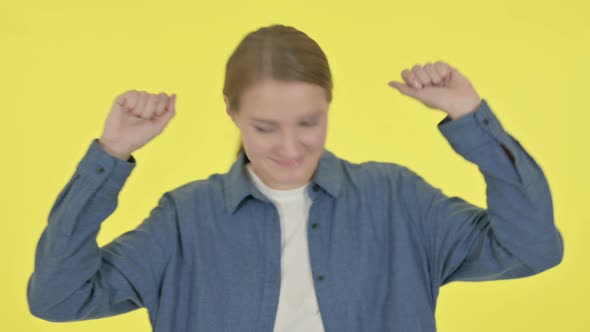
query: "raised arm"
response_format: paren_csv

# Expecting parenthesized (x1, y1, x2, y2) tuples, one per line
(399, 99, 563, 287)
(27, 139, 179, 321)
(28, 90, 178, 322)
(388, 61, 563, 287)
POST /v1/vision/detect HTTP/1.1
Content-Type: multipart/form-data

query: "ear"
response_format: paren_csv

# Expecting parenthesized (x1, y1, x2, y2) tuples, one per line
(223, 95, 230, 114)
(223, 95, 233, 118)
(224, 95, 239, 126)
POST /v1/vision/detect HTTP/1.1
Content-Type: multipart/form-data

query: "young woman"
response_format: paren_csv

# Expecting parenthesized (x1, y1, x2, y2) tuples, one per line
(28, 24, 563, 332)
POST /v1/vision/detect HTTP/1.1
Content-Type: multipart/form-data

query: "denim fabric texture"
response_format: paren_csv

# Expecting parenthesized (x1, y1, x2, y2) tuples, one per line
(28, 99, 564, 331)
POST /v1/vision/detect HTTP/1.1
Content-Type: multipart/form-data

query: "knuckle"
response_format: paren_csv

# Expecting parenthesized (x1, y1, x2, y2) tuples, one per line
(435, 62, 450, 74)
(128, 91, 138, 106)
(140, 92, 150, 106)
(425, 65, 441, 82)
(401, 69, 412, 79)
(156, 94, 169, 114)
(149, 93, 159, 104)
(135, 92, 144, 106)
(122, 89, 135, 100)
(161, 93, 169, 104)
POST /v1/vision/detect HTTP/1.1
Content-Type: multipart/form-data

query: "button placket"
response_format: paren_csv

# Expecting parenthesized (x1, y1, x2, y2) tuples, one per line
(307, 194, 327, 290)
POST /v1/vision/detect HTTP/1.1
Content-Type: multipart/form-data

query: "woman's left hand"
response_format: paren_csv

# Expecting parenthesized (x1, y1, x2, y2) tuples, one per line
(388, 61, 482, 120)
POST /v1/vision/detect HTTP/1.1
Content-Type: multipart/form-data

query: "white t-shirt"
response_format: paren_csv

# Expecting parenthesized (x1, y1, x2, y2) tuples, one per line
(246, 164, 325, 332)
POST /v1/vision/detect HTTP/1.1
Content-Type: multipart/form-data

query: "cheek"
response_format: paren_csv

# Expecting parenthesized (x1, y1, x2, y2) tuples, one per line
(304, 127, 327, 148)
(243, 126, 327, 154)
(289, 127, 327, 153)
(242, 131, 273, 155)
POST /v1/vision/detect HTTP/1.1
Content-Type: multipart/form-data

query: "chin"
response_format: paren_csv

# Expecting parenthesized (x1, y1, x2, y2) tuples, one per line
(265, 158, 315, 188)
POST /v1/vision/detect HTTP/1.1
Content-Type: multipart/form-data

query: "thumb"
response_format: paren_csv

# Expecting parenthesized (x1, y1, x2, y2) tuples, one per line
(154, 94, 176, 128)
(388, 81, 418, 98)
(168, 94, 176, 113)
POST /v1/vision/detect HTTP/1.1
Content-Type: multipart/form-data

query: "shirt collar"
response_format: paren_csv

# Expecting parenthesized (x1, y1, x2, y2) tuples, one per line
(222, 149, 343, 214)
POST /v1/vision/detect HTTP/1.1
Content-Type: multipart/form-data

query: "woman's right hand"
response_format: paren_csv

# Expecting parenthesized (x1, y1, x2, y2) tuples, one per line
(99, 90, 176, 160)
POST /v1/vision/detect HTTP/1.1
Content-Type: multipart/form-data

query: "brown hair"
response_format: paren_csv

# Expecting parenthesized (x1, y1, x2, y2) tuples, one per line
(222, 24, 333, 162)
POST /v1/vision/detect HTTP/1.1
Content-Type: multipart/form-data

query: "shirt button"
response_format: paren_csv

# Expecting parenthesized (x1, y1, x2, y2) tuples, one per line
(311, 223, 319, 229)
(483, 118, 490, 125)
(317, 275, 325, 282)
(97, 166, 105, 174)
(312, 184, 320, 192)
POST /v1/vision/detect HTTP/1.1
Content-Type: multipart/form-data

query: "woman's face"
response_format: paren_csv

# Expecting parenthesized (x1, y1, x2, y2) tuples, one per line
(225, 79, 329, 190)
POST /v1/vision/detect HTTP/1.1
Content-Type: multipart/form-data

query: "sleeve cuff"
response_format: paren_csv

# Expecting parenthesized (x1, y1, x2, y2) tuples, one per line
(437, 99, 507, 155)
(75, 138, 136, 193)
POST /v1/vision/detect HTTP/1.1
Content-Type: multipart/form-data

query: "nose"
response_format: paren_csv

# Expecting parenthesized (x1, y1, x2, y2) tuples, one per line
(278, 130, 300, 158)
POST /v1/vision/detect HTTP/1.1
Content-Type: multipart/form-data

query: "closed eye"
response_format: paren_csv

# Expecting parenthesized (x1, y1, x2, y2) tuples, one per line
(254, 121, 317, 133)
(255, 126, 274, 133)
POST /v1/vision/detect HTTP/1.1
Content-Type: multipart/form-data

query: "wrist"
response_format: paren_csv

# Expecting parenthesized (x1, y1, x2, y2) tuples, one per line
(447, 98, 482, 121)
(98, 138, 132, 161)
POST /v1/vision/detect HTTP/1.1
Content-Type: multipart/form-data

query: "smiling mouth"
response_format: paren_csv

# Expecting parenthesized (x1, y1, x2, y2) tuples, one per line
(273, 158, 303, 168)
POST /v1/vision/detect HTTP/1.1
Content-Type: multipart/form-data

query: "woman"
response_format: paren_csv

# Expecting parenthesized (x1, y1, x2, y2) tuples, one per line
(27, 24, 564, 331)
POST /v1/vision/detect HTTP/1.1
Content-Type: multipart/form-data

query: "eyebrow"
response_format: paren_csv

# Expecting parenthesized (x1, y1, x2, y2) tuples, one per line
(250, 110, 323, 125)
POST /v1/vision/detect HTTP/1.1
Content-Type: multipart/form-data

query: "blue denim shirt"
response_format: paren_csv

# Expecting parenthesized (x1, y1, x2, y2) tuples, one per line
(28, 99, 564, 332)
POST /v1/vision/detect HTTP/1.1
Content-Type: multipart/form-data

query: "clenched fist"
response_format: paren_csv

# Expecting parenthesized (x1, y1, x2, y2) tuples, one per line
(99, 90, 176, 160)
(388, 61, 481, 120)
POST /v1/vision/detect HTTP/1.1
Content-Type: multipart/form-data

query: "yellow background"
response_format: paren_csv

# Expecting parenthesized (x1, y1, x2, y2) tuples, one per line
(1, 0, 588, 330)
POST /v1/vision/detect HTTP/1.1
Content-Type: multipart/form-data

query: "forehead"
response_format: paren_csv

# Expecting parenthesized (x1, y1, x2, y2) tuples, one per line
(239, 79, 328, 118)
